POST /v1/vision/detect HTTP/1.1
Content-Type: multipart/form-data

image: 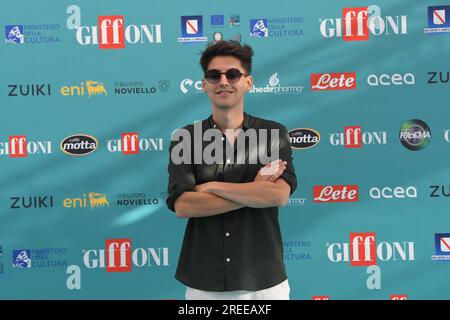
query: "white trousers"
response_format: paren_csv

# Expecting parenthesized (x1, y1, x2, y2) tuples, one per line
(185, 279, 290, 300)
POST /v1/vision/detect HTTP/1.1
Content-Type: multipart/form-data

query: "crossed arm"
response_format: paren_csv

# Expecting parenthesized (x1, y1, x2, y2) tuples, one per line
(174, 160, 291, 218)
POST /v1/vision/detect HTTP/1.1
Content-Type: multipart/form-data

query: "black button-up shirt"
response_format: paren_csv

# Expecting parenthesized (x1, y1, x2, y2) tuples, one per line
(166, 112, 297, 291)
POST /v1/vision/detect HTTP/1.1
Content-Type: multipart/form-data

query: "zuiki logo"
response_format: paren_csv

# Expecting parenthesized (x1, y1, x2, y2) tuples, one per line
(311, 72, 356, 91)
(82, 239, 169, 272)
(60, 134, 98, 156)
(63, 192, 109, 209)
(10, 196, 54, 209)
(430, 185, 450, 198)
(319, 5, 407, 41)
(107, 133, 164, 154)
(432, 233, 450, 261)
(427, 71, 449, 84)
(60, 81, 107, 97)
(424, 6, 450, 34)
(8, 84, 51, 97)
(178, 16, 207, 43)
(399, 119, 431, 151)
(0, 136, 52, 157)
(330, 126, 387, 147)
(12, 248, 67, 268)
(289, 128, 320, 149)
(314, 185, 359, 203)
(66, 6, 162, 48)
(250, 73, 304, 94)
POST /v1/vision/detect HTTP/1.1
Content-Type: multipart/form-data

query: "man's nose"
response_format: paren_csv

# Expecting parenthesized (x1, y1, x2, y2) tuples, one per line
(218, 73, 229, 86)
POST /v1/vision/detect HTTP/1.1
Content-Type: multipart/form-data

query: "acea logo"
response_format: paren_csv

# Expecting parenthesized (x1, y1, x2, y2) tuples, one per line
(399, 119, 431, 151)
(432, 233, 450, 261)
(13, 248, 68, 268)
(63, 192, 109, 209)
(60, 80, 107, 97)
(289, 128, 320, 150)
(0, 136, 52, 158)
(5, 24, 61, 44)
(369, 186, 417, 199)
(250, 17, 304, 38)
(319, 5, 407, 41)
(249, 73, 304, 94)
(60, 134, 98, 156)
(424, 6, 450, 34)
(367, 73, 415, 86)
(178, 16, 207, 43)
(82, 239, 169, 272)
(66, 5, 162, 48)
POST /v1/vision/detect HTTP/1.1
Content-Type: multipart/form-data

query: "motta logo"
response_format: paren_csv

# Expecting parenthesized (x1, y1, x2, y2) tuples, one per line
(313, 185, 359, 203)
(82, 239, 169, 272)
(311, 72, 356, 91)
(369, 186, 417, 199)
(73, 15, 162, 48)
(289, 128, 320, 149)
(0, 136, 52, 157)
(60, 134, 98, 156)
(367, 73, 415, 86)
(327, 232, 415, 266)
(319, 5, 408, 41)
(107, 133, 164, 154)
(330, 126, 387, 147)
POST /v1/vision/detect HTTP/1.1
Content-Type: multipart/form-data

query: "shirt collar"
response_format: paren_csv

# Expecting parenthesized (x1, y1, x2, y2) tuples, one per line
(207, 112, 250, 130)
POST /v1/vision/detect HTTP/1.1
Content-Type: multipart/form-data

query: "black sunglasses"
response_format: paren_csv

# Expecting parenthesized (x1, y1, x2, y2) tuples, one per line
(204, 68, 249, 84)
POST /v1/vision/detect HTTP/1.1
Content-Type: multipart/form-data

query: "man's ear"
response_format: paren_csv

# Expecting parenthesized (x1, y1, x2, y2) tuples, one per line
(202, 79, 206, 91)
(245, 75, 253, 91)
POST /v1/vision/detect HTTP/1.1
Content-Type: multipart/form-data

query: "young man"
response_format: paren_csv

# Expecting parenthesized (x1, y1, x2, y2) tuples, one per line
(166, 40, 297, 300)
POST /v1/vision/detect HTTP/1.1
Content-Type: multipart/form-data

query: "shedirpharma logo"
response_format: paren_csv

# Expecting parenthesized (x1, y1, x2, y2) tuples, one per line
(250, 17, 304, 38)
(12, 248, 68, 268)
(399, 119, 431, 151)
(5, 24, 60, 44)
(249, 73, 304, 94)
(424, 6, 450, 34)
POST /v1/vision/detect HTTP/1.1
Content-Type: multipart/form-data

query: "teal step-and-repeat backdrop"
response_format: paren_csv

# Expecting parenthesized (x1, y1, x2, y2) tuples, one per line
(1, 0, 449, 300)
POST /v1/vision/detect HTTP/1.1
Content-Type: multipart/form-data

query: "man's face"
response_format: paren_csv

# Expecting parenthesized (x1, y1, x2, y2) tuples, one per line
(202, 56, 253, 110)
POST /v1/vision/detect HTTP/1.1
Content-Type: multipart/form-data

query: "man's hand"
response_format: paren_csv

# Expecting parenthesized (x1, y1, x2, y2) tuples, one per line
(254, 159, 287, 183)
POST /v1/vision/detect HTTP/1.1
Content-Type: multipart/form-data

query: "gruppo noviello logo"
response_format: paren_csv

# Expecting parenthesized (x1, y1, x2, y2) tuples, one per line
(178, 16, 207, 43)
(424, 5, 450, 34)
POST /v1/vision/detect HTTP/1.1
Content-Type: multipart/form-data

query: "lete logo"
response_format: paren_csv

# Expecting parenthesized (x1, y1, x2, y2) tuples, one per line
(313, 185, 359, 203)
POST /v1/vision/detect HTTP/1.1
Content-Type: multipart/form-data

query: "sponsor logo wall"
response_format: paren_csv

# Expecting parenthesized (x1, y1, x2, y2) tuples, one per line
(1, 0, 449, 300)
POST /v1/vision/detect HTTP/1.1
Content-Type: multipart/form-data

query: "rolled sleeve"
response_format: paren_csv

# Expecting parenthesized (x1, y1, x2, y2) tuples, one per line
(166, 138, 196, 212)
(278, 126, 297, 195)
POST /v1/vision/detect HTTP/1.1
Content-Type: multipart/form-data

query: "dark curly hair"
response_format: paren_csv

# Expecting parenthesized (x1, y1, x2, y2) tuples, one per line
(200, 40, 254, 75)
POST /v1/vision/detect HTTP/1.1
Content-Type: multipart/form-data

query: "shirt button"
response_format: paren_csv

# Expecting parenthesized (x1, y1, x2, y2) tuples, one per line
(213, 124, 217, 128)
(221, 137, 225, 141)
(225, 232, 230, 237)
(226, 159, 231, 164)
(226, 258, 231, 262)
